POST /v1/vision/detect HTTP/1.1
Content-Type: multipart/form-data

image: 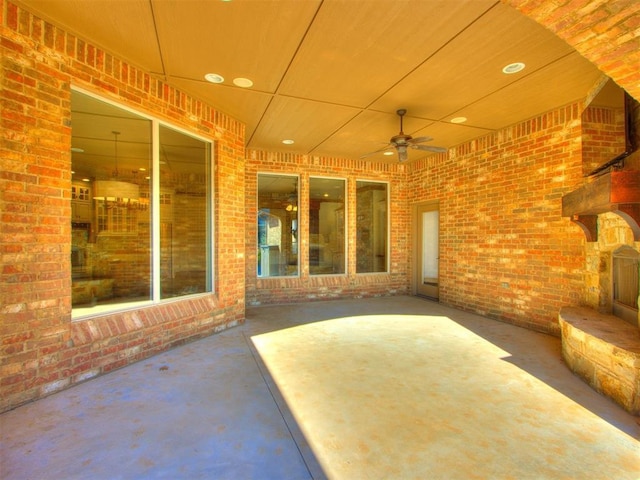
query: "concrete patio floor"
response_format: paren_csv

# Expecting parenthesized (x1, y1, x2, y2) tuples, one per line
(1, 296, 639, 479)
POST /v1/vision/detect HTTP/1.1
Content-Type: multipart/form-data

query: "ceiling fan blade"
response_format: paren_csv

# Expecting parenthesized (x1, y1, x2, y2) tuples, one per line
(362, 109, 444, 161)
(360, 144, 393, 159)
(407, 136, 434, 144)
(411, 144, 447, 153)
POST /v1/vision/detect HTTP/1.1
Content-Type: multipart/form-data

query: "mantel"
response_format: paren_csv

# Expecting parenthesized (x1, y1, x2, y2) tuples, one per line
(562, 170, 640, 242)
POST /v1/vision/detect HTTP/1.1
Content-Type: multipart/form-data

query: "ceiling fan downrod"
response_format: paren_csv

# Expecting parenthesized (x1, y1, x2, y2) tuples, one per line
(396, 108, 407, 134)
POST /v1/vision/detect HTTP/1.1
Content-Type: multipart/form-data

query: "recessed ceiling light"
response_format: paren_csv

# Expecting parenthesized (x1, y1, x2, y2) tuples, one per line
(71, 147, 84, 153)
(139, 167, 146, 171)
(282, 139, 294, 145)
(383, 151, 394, 156)
(82, 178, 91, 182)
(233, 77, 253, 88)
(502, 62, 525, 74)
(450, 116, 467, 124)
(204, 73, 224, 84)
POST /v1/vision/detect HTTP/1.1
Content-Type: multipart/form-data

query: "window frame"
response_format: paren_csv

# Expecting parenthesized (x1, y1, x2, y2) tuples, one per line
(308, 175, 347, 276)
(355, 179, 390, 274)
(70, 87, 215, 321)
(256, 172, 300, 278)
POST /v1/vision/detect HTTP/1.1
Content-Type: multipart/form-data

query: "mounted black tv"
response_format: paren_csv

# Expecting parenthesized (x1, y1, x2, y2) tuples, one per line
(583, 81, 638, 177)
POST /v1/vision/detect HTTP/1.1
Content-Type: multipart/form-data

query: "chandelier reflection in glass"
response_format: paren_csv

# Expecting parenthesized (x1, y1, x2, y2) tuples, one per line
(285, 180, 298, 212)
(93, 131, 148, 211)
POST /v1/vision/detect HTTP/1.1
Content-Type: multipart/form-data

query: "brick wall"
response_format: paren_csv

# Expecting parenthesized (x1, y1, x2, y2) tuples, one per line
(245, 99, 625, 335)
(0, 0, 245, 412)
(408, 104, 586, 334)
(581, 105, 627, 174)
(245, 150, 409, 305)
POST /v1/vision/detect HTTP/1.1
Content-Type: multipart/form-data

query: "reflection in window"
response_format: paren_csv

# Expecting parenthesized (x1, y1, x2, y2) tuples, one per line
(71, 93, 152, 312)
(159, 125, 211, 298)
(257, 174, 298, 277)
(356, 181, 388, 273)
(71, 90, 213, 318)
(309, 177, 345, 275)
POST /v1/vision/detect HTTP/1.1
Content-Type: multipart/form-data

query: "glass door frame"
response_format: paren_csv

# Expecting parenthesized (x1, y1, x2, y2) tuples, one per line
(412, 200, 440, 300)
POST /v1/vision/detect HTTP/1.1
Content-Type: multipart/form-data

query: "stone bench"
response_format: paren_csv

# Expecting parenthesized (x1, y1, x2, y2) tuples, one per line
(559, 306, 640, 415)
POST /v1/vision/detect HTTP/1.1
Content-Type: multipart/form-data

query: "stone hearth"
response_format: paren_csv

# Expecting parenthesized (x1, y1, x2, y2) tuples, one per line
(559, 306, 640, 415)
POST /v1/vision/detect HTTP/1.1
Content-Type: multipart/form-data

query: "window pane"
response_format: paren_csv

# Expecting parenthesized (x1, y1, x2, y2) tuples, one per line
(356, 181, 387, 273)
(71, 91, 152, 314)
(258, 174, 298, 277)
(309, 177, 345, 275)
(159, 125, 211, 298)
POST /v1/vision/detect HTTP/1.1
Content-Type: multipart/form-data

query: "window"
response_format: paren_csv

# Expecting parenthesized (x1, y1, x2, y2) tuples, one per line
(356, 180, 388, 273)
(159, 125, 212, 298)
(309, 177, 345, 275)
(71, 90, 213, 318)
(257, 174, 298, 277)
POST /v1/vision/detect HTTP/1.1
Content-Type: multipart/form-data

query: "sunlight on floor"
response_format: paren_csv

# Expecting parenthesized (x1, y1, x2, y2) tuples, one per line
(252, 313, 640, 479)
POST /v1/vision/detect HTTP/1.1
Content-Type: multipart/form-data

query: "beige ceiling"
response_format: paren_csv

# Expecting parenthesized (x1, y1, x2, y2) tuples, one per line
(18, 0, 608, 163)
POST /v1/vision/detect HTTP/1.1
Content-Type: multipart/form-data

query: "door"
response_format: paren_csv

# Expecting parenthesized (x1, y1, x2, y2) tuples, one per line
(415, 203, 439, 300)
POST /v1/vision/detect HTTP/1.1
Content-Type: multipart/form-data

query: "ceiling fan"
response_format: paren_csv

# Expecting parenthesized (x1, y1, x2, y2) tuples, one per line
(361, 109, 447, 162)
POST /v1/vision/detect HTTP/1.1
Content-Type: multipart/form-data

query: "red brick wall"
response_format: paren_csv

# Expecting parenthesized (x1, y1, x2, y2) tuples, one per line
(581, 105, 627, 174)
(408, 104, 586, 334)
(0, 1, 245, 412)
(245, 150, 409, 305)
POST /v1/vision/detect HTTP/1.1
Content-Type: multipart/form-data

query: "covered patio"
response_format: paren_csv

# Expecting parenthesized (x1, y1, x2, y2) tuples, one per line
(1, 296, 638, 479)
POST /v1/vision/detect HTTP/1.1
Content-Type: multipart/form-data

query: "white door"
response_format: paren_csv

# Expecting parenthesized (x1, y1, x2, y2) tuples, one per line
(416, 203, 439, 299)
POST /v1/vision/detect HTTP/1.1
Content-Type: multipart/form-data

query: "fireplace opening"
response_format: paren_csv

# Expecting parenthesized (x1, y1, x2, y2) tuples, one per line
(612, 245, 639, 326)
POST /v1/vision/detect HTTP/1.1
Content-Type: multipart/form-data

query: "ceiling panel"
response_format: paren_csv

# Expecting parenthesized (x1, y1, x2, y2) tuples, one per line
(169, 78, 273, 139)
(16, 0, 163, 74)
(248, 97, 360, 153)
(312, 110, 438, 161)
(152, 0, 321, 92)
(411, 122, 493, 150)
(449, 52, 605, 130)
(369, 2, 577, 120)
(17, 0, 607, 164)
(277, 0, 496, 108)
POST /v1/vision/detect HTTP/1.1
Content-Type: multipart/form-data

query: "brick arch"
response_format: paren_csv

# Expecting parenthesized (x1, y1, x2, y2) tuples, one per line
(503, 0, 640, 102)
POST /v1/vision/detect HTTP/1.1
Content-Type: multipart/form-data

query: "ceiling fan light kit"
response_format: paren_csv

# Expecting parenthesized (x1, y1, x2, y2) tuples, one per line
(361, 109, 447, 162)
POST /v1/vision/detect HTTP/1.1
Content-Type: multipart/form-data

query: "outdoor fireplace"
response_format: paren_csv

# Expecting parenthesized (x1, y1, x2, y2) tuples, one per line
(560, 170, 640, 414)
(557, 219, 639, 416)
